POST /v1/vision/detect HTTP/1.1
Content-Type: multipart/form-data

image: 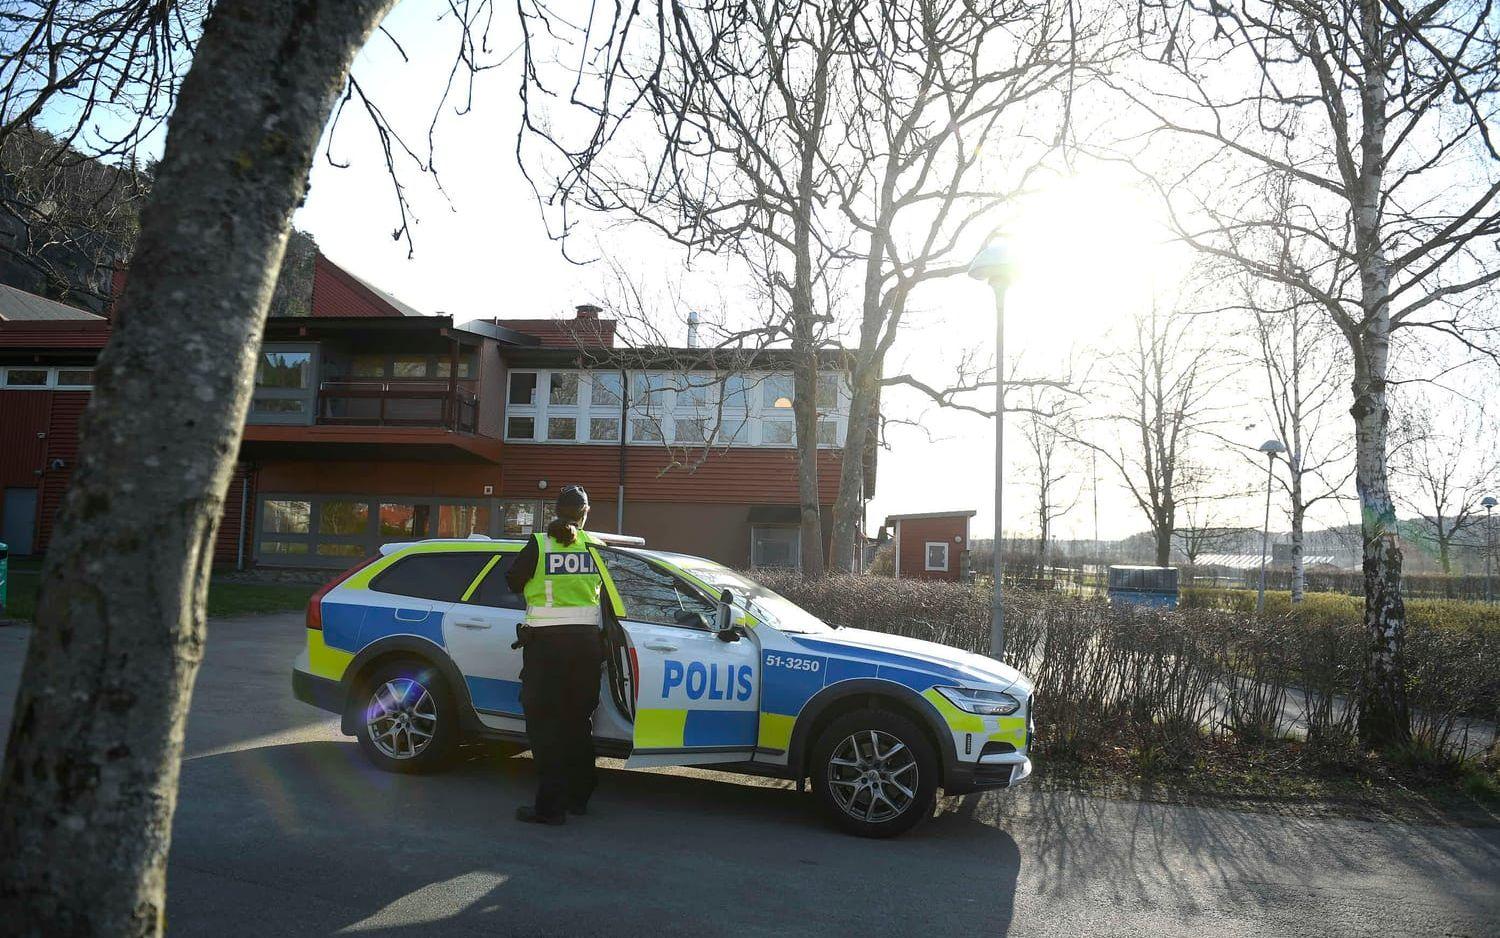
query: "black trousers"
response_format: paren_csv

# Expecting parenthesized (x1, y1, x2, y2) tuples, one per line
(519, 625, 604, 817)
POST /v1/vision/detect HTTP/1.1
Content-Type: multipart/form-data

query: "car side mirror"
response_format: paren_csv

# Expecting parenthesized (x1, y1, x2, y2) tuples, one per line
(715, 589, 738, 641)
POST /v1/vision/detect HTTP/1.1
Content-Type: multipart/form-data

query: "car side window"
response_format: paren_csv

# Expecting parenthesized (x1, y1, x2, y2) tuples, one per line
(468, 554, 525, 610)
(368, 552, 493, 602)
(599, 548, 716, 627)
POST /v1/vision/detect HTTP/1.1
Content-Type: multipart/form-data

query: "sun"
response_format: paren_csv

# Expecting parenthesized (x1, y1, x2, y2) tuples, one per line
(1003, 168, 1189, 353)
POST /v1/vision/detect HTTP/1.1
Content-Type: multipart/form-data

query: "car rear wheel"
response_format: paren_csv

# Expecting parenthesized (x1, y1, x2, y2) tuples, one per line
(354, 659, 458, 773)
(810, 708, 938, 838)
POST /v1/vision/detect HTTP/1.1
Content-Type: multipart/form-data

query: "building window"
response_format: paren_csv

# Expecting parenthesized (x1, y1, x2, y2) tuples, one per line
(502, 367, 849, 448)
(674, 416, 707, 444)
(589, 417, 621, 441)
(817, 372, 842, 409)
(630, 418, 664, 443)
(591, 372, 623, 407)
(762, 374, 794, 409)
(262, 499, 311, 534)
(508, 372, 538, 405)
(761, 420, 794, 445)
(507, 416, 535, 440)
(548, 372, 580, 406)
(55, 369, 94, 388)
(925, 542, 949, 572)
(4, 368, 48, 387)
(256, 494, 494, 566)
(752, 526, 800, 568)
(250, 343, 316, 426)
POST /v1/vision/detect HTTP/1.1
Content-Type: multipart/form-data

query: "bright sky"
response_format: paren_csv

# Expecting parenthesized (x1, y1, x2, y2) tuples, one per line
(281, 2, 1382, 544)
(267, 1, 1488, 540)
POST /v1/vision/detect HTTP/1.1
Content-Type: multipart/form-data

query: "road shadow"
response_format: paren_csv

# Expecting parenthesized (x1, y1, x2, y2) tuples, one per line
(169, 739, 1022, 936)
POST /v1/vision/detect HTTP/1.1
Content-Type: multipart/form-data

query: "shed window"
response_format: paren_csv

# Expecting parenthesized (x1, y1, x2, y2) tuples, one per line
(925, 542, 949, 572)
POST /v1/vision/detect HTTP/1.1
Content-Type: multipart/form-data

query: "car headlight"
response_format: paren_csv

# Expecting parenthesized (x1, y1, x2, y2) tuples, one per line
(935, 686, 1021, 716)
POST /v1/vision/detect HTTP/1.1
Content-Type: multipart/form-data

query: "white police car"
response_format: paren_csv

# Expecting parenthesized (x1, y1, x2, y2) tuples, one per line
(292, 535, 1033, 837)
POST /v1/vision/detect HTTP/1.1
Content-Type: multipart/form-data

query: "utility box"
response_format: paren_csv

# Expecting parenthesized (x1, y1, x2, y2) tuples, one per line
(1107, 565, 1179, 609)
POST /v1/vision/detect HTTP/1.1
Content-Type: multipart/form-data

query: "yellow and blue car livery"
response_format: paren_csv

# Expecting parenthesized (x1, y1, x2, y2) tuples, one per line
(292, 535, 1033, 804)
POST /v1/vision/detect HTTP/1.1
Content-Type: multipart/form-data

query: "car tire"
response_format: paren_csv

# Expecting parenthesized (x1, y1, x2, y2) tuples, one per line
(810, 708, 938, 838)
(353, 658, 459, 773)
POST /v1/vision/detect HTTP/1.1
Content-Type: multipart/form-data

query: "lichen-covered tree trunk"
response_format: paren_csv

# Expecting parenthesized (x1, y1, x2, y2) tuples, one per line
(0, 1, 394, 933)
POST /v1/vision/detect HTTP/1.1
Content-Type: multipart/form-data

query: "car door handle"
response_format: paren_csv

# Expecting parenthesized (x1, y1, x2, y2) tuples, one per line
(452, 618, 491, 630)
(644, 642, 678, 652)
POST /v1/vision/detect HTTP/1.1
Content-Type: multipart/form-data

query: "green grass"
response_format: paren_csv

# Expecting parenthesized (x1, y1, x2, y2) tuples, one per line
(2, 565, 316, 622)
(1180, 586, 1500, 632)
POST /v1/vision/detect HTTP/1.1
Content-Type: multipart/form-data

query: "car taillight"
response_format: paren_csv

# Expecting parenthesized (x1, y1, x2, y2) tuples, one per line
(306, 556, 379, 630)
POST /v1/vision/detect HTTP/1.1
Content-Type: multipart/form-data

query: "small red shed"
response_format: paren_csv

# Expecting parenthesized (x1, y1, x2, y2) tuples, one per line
(885, 510, 975, 581)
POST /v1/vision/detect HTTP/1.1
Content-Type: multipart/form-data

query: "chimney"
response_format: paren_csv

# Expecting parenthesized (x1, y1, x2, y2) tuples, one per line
(686, 310, 701, 348)
(575, 303, 602, 320)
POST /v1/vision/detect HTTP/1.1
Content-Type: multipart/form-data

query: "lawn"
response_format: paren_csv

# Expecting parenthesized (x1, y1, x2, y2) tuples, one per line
(2, 563, 316, 622)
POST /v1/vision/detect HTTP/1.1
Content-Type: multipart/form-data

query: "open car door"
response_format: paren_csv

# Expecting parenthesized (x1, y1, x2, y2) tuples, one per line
(593, 546, 761, 768)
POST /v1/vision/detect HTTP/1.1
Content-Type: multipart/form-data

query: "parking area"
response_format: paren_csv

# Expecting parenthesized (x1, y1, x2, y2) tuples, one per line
(1, 614, 1497, 936)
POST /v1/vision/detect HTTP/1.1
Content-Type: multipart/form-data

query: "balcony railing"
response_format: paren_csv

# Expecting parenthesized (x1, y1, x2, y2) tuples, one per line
(316, 380, 478, 433)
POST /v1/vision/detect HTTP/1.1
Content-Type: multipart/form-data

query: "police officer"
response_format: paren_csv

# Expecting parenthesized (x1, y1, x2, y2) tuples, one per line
(506, 484, 605, 825)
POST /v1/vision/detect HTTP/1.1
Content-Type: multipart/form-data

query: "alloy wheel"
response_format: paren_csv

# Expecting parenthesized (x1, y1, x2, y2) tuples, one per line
(827, 729, 918, 823)
(365, 678, 438, 760)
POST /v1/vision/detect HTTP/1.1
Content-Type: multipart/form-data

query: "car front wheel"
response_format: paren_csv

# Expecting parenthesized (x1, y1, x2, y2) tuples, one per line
(810, 708, 938, 837)
(353, 659, 458, 773)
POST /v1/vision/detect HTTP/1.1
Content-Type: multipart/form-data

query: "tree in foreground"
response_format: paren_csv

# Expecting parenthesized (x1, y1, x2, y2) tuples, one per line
(1127, 0, 1500, 747)
(0, 1, 397, 932)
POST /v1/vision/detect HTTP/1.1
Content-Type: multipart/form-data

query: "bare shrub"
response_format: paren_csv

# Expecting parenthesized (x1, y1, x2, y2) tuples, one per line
(755, 572, 1497, 768)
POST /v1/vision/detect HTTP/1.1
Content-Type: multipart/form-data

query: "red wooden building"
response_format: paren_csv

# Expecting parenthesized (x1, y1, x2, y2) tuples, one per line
(0, 255, 871, 570)
(885, 510, 974, 581)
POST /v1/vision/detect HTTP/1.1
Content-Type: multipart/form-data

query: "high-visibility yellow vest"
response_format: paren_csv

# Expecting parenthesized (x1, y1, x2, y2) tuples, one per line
(523, 530, 603, 626)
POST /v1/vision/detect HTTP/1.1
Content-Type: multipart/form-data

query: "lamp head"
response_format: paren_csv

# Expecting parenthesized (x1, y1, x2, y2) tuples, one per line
(1258, 439, 1286, 456)
(967, 238, 1014, 284)
(1483, 496, 1498, 509)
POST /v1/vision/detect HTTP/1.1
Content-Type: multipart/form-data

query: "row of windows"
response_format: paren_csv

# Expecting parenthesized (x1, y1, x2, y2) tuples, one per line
(1, 365, 94, 389)
(255, 494, 561, 566)
(504, 368, 847, 447)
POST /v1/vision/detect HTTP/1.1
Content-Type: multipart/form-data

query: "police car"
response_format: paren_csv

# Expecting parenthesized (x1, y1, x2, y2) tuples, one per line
(291, 535, 1033, 837)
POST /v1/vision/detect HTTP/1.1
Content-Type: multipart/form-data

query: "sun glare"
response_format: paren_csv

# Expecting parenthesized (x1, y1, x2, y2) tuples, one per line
(1004, 172, 1187, 353)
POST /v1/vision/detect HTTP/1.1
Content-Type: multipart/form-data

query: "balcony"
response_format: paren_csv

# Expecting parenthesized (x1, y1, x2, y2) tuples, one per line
(316, 380, 478, 433)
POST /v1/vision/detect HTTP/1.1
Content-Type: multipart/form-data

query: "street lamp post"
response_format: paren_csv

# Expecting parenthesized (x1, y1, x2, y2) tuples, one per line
(1256, 438, 1286, 614)
(969, 239, 1014, 660)
(1483, 495, 1497, 603)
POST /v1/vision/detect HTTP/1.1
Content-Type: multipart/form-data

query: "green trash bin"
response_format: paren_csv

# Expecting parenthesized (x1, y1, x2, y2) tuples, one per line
(0, 541, 8, 617)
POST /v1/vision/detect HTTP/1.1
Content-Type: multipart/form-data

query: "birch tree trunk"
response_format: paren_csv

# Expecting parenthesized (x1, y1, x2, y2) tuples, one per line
(0, 1, 394, 933)
(1290, 488, 1306, 604)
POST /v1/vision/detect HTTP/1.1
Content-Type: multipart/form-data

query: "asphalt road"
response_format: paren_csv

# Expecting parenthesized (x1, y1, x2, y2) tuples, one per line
(1, 615, 1497, 937)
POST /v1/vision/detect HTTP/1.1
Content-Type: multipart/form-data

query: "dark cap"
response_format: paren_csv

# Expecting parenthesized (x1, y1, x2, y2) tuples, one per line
(557, 485, 589, 515)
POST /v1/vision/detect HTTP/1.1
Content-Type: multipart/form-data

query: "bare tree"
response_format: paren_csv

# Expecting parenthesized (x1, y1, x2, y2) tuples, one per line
(1174, 504, 1246, 567)
(1016, 384, 1078, 558)
(1241, 272, 1354, 602)
(1076, 298, 1226, 567)
(518, 0, 1115, 574)
(0, 2, 401, 931)
(1391, 394, 1500, 574)
(1127, 0, 1500, 746)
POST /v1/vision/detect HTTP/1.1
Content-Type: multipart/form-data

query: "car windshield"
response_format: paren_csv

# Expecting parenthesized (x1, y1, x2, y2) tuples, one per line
(668, 558, 833, 634)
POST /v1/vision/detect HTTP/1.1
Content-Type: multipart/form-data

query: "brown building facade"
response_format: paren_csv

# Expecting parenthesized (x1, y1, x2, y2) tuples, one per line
(0, 257, 869, 571)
